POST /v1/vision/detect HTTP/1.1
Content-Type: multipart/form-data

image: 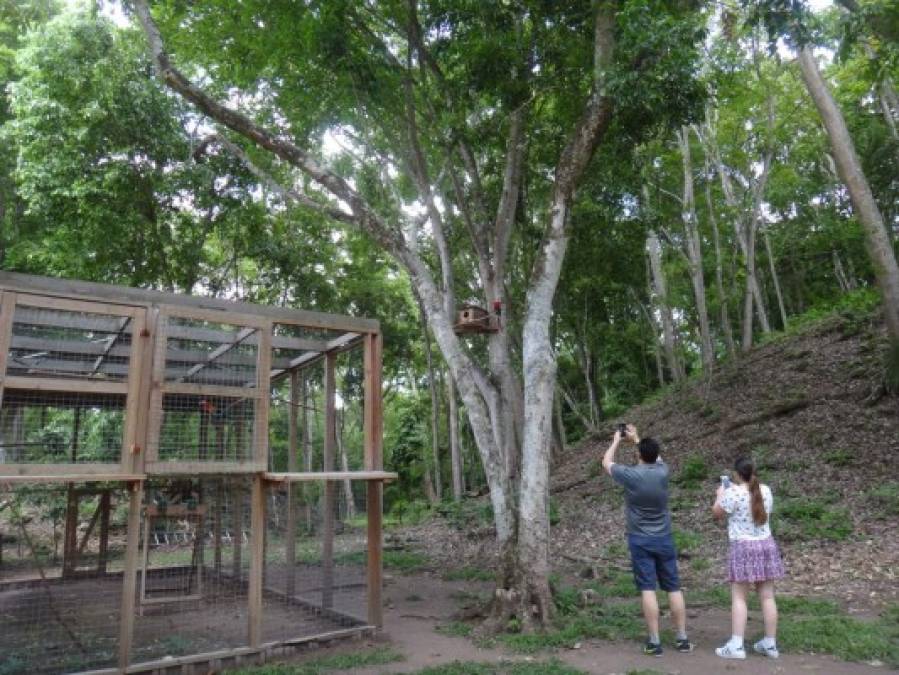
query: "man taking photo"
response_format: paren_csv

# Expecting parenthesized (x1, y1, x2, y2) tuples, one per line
(603, 424, 693, 656)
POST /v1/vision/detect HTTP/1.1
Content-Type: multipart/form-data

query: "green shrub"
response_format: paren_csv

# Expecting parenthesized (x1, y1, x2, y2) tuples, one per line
(868, 482, 899, 518)
(823, 449, 854, 467)
(437, 500, 494, 530)
(674, 454, 709, 489)
(777, 498, 853, 541)
(673, 529, 702, 553)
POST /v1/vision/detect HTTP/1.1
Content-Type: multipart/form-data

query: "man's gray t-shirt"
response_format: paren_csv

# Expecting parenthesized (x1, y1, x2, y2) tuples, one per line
(610, 461, 672, 537)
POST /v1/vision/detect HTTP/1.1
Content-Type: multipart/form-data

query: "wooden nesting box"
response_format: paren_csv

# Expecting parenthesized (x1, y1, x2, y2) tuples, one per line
(454, 304, 499, 334)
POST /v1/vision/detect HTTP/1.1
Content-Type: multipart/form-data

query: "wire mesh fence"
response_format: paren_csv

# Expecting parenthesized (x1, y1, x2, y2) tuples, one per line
(154, 394, 256, 463)
(0, 390, 126, 465)
(0, 481, 129, 674)
(262, 479, 369, 644)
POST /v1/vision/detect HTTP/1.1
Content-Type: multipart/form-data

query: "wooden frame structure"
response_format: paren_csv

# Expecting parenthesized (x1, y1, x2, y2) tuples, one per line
(0, 271, 393, 674)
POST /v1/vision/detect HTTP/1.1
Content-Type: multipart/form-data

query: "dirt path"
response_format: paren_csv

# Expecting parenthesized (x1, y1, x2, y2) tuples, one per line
(302, 573, 891, 675)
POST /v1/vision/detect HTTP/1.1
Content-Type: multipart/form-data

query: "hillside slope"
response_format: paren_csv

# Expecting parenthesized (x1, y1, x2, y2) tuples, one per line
(549, 307, 899, 610)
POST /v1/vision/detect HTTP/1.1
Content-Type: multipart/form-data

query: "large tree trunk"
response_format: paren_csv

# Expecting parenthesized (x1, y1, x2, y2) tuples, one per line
(798, 47, 899, 340)
(647, 230, 682, 381)
(677, 126, 714, 370)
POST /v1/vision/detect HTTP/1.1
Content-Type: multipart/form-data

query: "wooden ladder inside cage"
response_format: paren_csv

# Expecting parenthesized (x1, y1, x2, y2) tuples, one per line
(138, 504, 206, 613)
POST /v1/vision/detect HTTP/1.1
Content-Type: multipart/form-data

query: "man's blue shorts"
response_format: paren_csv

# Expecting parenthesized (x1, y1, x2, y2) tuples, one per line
(627, 533, 681, 592)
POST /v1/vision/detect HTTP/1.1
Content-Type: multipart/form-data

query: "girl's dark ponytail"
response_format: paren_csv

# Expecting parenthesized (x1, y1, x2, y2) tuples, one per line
(735, 457, 767, 526)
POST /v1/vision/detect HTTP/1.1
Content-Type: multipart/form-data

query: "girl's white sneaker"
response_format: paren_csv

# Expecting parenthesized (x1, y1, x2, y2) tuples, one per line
(716, 643, 747, 659)
(754, 639, 780, 659)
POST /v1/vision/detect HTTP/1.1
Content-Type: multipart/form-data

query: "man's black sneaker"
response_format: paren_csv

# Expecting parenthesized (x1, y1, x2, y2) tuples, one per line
(675, 638, 695, 653)
(643, 641, 663, 656)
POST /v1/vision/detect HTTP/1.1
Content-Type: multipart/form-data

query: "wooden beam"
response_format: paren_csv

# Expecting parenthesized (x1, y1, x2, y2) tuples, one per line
(263, 471, 397, 483)
(253, 325, 272, 465)
(144, 460, 265, 475)
(0, 472, 146, 483)
(122, 310, 148, 472)
(162, 381, 262, 399)
(2, 375, 129, 395)
(269, 333, 364, 380)
(118, 480, 144, 670)
(363, 332, 384, 628)
(0, 292, 18, 412)
(90, 316, 132, 375)
(0, 271, 380, 334)
(247, 473, 265, 647)
(179, 326, 257, 382)
(10, 334, 132, 358)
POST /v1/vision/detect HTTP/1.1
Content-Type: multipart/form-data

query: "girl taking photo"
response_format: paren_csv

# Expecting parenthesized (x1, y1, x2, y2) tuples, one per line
(712, 456, 784, 660)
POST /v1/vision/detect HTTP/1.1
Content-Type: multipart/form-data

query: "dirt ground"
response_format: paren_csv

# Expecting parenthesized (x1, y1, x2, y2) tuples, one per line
(288, 572, 892, 675)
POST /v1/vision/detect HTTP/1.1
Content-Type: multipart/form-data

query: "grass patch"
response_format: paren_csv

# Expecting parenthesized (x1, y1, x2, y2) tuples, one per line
(823, 449, 854, 468)
(589, 569, 635, 598)
(673, 529, 702, 554)
(868, 482, 899, 518)
(689, 556, 711, 573)
(436, 621, 475, 638)
(444, 567, 495, 582)
(673, 454, 709, 490)
(234, 646, 403, 674)
(329, 549, 429, 572)
(411, 659, 586, 675)
(777, 497, 853, 541)
(779, 614, 899, 667)
(487, 599, 643, 654)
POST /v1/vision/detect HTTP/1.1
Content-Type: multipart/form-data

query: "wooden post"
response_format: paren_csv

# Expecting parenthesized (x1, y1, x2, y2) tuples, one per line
(285, 371, 299, 596)
(363, 332, 383, 627)
(322, 353, 336, 609)
(248, 473, 265, 647)
(118, 479, 144, 670)
(0, 293, 17, 412)
(63, 408, 83, 577)
(214, 423, 225, 573)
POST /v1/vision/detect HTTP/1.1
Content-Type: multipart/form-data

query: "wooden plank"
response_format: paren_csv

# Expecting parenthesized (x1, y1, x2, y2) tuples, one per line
(179, 326, 257, 382)
(367, 480, 383, 628)
(90, 316, 132, 375)
(9, 334, 132, 358)
(0, 463, 138, 477)
(122, 310, 147, 472)
(2, 375, 129, 395)
(269, 333, 364, 380)
(97, 490, 111, 574)
(0, 292, 18, 411)
(0, 472, 145, 483)
(263, 471, 397, 482)
(248, 473, 265, 647)
(14, 292, 141, 319)
(132, 307, 158, 474)
(157, 303, 270, 329)
(144, 460, 266, 475)
(118, 480, 144, 670)
(5, 356, 131, 378)
(322, 352, 336, 610)
(166, 323, 330, 353)
(8, 306, 129, 333)
(144, 312, 169, 463)
(253, 325, 272, 464)
(162, 381, 263, 398)
(0, 271, 380, 334)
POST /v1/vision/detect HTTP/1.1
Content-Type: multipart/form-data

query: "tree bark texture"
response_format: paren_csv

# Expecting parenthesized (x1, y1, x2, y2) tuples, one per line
(647, 230, 683, 381)
(798, 47, 899, 340)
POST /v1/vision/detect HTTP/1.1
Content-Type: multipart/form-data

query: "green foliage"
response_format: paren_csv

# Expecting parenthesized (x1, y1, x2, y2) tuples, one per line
(443, 567, 494, 582)
(868, 482, 899, 518)
(233, 647, 403, 674)
(436, 621, 474, 638)
(823, 449, 854, 468)
(777, 498, 853, 541)
(673, 529, 702, 554)
(411, 660, 586, 675)
(779, 615, 899, 668)
(436, 500, 494, 531)
(674, 455, 710, 489)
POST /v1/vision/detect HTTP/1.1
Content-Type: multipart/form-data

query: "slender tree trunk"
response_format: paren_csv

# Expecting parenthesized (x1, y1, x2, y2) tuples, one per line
(647, 230, 682, 380)
(798, 47, 899, 340)
(336, 409, 355, 519)
(763, 227, 788, 330)
(677, 126, 714, 370)
(705, 166, 736, 357)
(446, 373, 463, 501)
(407, 366, 438, 503)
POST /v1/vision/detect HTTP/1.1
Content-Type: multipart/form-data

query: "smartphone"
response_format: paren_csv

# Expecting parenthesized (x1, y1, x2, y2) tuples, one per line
(720, 475, 731, 489)
(618, 423, 627, 436)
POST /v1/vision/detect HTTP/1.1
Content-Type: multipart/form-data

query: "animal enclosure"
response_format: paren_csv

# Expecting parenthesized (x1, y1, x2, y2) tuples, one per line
(0, 272, 391, 674)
